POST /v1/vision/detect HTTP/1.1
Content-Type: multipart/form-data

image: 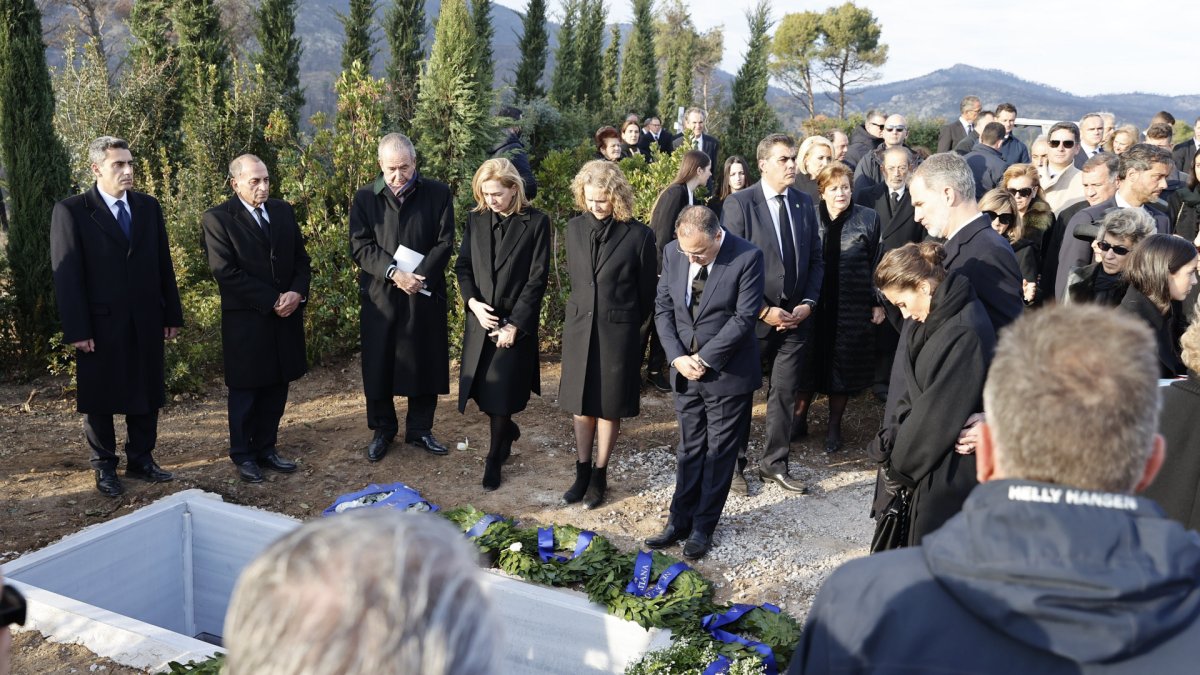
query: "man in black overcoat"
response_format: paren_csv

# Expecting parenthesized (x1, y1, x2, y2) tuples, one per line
(50, 136, 183, 497)
(722, 133, 823, 495)
(649, 206, 764, 560)
(201, 154, 310, 483)
(349, 133, 455, 461)
(673, 108, 720, 192)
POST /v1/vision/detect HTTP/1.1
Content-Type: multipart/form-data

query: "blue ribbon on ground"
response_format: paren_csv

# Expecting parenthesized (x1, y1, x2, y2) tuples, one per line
(537, 527, 595, 562)
(623, 550, 692, 598)
(702, 655, 732, 675)
(465, 514, 504, 539)
(701, 603, 782, 675)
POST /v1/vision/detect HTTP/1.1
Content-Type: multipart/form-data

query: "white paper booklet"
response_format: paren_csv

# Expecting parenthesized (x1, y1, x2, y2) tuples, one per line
(393, 243, 432, 296)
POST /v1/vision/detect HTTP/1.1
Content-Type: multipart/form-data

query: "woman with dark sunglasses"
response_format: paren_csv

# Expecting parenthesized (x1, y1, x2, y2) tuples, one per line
(1066, 208, 1155, 306)
(980, 189, 1039, 304)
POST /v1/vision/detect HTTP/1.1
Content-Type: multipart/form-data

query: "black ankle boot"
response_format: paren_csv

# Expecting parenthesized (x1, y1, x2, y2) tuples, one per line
(582, 465, 607, 509)
(562, 461, 591, 503)
(482, 452, 503, 491)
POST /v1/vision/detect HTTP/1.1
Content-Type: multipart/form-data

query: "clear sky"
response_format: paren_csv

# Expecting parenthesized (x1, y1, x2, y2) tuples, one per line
(493, 0, 1194, 97)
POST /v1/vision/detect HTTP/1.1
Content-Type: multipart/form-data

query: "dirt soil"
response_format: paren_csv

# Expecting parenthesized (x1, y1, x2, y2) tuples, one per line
(1, 354, 883, 674)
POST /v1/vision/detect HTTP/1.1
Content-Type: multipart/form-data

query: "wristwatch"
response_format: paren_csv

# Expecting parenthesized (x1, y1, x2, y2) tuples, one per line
(800, 299, 816, 309)
(385, 264, 397, 280)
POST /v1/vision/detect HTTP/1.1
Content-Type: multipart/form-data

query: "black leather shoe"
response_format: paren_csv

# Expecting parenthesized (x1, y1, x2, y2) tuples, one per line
(758, 467, 809, 494)
(237, 461, 264, 483)
(647, 371, 671, 392)
(682, 532, 712, 560)
(408, 433, 448, 456)
(125, 461, 173, 483)
(645, 524, 690, 549)
(95, 469, 124, 497)
(366, 433, 392, 462)
(790, 417, 809, 441)
(729, 470, 748, 496)
(824, 435, 843, 454)
(258, 452, 297, 473)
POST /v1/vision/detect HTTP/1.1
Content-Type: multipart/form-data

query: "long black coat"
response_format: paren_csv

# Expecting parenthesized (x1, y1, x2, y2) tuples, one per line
(50, 187, 184, 414)
(201, 197, 310, 389)
(456, 208, 551, 415)
(877, 273, 996, 545)
(649, 183, 692, 270)
(558, 214, 657, 418)
(1144, 375, 1200, 530)
(349, 174, 454, 398)
(1119, 287, 1186, 378)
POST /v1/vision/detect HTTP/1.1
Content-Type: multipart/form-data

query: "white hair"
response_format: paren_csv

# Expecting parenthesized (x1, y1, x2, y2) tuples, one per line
(378, 133, 416, 160)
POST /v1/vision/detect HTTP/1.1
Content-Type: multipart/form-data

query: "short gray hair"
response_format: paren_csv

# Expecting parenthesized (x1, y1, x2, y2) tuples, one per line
(378, 132, 416, 160)
(675, 204, 721, 239)
(984, 305, 1160, 493)
(224, 510, 498, 675)
(1082, 152, 1119, 177)
(1118, 143, 1172, 180)
(684, 107, 707, 122)
(959, 95, 981, 113)
(229, 154, 265, 178)
(88, 136, 129, 165)
(1079, 112, 1103, 128)
(1098, 207, 1155, 244)
(911, 152, 975, 201)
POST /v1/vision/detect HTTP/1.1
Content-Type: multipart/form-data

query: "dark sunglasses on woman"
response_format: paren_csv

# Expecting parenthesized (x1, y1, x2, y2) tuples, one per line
(1096, 240, 1132, 256)
(1, 584, 25, 627)
(983, 211, 1015, 227)
(1009, 187, 1034, 198)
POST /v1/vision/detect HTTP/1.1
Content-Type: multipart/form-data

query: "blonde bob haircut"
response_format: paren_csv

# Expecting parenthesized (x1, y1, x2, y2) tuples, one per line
(571, 159, 636, 222)
(471, 158, 530, 214)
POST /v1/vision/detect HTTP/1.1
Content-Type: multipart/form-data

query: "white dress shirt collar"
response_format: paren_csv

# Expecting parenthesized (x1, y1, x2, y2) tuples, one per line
(239, 196, 269, 222)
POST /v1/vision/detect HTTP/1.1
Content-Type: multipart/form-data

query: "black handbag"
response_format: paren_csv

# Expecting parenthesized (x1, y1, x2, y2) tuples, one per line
(870, 486, 911, 553)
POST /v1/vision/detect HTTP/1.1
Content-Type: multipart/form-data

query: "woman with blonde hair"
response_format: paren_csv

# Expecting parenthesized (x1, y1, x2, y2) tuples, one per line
(793, 136, 834, 201)
(1001, 163, 1054, 238)
(979, 188, 1038, 304)
(456, 158, 551, 490)
(558, 160, 657, 508)
(1107, 124, 1140, 154)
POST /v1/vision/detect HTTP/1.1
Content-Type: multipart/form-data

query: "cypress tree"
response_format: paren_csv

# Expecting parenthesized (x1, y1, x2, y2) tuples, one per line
(548, 0, 581, 109)
(725, 0, 778, 165)
(470, 0, 494, 94)
(128, 0, 175, 68)
(513, 0, 549, 101)
(574, 0, 605, 111)
(411, 0, 492, 199)
(254, 0, 305, 128)
(384, 0, 425, 129)
(665, 33, 694, 116)
(339, 0, 378, 72)
(174, 0, 231, 109)
(600, 24, 621, 112)
(0, 0, 73, 371)
(617, 0, 657, 117)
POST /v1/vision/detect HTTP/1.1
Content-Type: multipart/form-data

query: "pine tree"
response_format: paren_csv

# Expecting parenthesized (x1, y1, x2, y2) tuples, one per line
(574, 0, 605, 111)
(411, 0, 492, 199)
(128, 0, 175, 68)
(513, 0, 549, 101)
(470, 0, 494, 94)
(174, 0, 231, 109)
(600, 24, 621, 112)
(725, 0, 778, 165)
(617, 0, 658, 117)
(339, 0, 378, 72)
(0, 0, 73, 371)
(255, 0, 305, 128)
(548, 0, 581, 109)
(384, 0, 425, 129)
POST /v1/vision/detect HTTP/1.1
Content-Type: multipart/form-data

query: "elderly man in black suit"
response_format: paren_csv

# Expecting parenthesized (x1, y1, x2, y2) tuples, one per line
(1075, 113, 1107, 169)
(723, 133, 823, 495)
(50, 136, 184, 497)
(673, 107, 720, 191)
(350, 133, 455, 462)
(201, 154, 311, 483)
(648, 205, 764, 560)
(936, 95, 981, 153)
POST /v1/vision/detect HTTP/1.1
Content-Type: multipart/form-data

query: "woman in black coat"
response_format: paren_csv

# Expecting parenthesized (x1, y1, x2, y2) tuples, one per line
(621, 120, 650, 161)
(708, 155, 749, 217)
(980, 188, 1039, 305)
(1120, 233, 1198, 378)
(795, 163, 882, 453)
(1143, 317, 1200, 530)
(871, 242, 997, 548)
(559, 160, 657, 509)
(456, 158, 552, 491)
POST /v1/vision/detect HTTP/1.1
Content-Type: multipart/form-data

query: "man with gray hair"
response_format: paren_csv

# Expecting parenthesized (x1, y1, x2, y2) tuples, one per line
(201, 154, 310, 483)
(50, 137, 183, 496)
(350, 133, 455, 461)
(1075, 112, 1106, 168)
(937, 94, 981, 153)
(673, 107, 719, 191)
(1065, 208, 1156, 305)
(224, 510, 499, 675)
(790, 305, 1200, 673)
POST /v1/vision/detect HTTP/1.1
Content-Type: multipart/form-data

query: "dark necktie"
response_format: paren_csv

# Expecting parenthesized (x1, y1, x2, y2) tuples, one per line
(776, 195, 797, 294)
(253, 206, 270, 238)
(690, 265, 708, 319)
(115, 199, 131, 240)
(890, 191, 900, 216)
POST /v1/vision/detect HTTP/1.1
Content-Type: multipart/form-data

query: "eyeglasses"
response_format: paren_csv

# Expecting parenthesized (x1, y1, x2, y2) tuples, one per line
(1009, 187, 1035, 198)
(869, 122, 885, 130)
(983, 210, 1015, 226)
(1, 584, 26, 628)
(884, 126, 906, 132)
(1048, 139, 1076, 149)
(1096, 240, 1132, 256)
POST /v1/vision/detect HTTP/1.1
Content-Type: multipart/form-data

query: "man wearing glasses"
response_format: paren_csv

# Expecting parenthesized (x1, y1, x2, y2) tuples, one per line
(995, 103, 1031, 166)
(854, 114, 910, 192)
(1, 575, 24, 675)
(1040, 122, 1086, 214)
(844, 109, 887, 170)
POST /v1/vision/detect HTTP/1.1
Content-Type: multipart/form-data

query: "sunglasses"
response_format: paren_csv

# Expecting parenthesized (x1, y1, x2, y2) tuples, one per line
(983, 211, 1015, 226)
(1, 584, 26, 628)
(1009, 187, 1035, 198)
(1096, 240, 1132, 256)
(869, 122, 885, 129)
(884, 126, 906, 132)
(1048, 139, 1076, 149)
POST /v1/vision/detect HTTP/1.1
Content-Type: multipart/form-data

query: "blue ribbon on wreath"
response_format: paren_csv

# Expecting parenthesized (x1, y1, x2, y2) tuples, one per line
(464, 514, 506, 539)
(623, 550, 692, 599)
(537, 527, 596, 562)
(701, 603, 782, 675)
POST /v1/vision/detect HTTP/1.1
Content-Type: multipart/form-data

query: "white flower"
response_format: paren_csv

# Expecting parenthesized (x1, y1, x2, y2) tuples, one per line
(508, 542, 523, 552)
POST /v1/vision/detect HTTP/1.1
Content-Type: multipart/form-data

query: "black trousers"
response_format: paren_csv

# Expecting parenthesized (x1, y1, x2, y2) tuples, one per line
(84, 411, 158, 471)
(747, 321, 812, 474)
(366, 394, 437, 439)
(228, 382, 289, 465)
(669, 387, 753, 537)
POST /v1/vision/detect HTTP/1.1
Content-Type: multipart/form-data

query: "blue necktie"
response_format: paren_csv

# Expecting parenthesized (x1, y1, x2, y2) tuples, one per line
(115, 200, 131, 240)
